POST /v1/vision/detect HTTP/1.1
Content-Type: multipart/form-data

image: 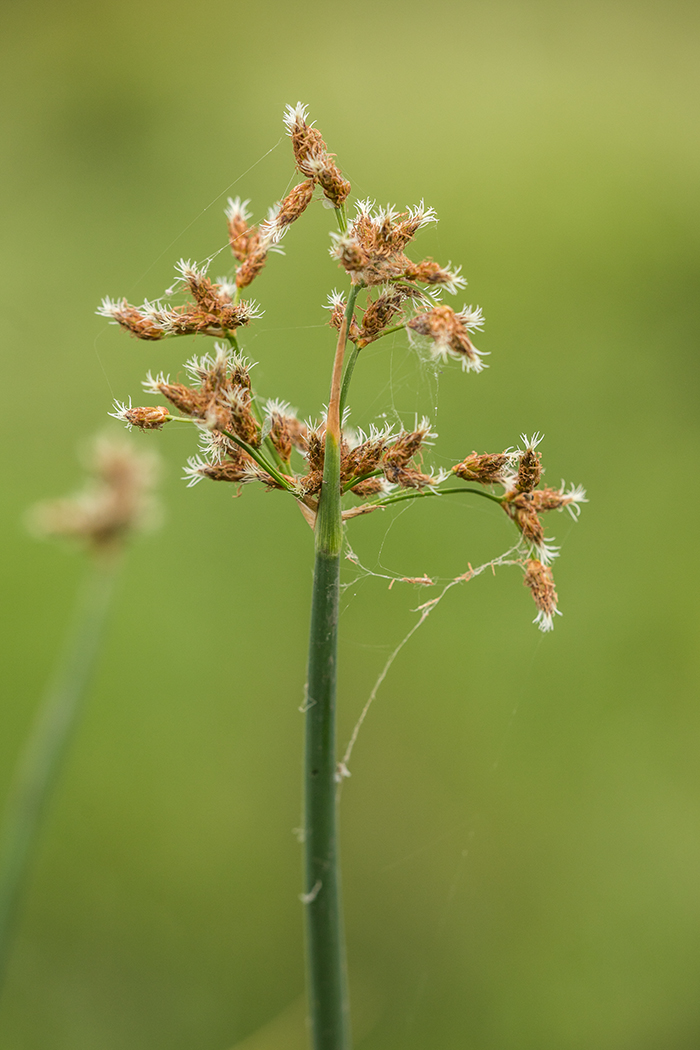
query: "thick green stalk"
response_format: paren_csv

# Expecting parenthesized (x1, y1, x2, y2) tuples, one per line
(0, 556, 120, 993)
(303, 309, 351, 1050)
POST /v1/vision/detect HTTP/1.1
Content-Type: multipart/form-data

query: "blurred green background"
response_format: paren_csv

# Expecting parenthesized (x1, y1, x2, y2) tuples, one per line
(1, 0, 699, 1046)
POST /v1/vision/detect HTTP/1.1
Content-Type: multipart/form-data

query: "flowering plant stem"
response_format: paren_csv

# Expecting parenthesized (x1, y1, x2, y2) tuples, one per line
(303, 302, 355, 1050)
(0, 555, 120, 994)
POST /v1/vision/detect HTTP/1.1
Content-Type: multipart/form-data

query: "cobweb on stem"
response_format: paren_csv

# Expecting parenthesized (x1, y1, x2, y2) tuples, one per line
(335, 539, 524, 786)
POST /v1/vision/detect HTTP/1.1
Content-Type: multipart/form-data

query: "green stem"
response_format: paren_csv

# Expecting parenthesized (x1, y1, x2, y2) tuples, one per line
(338, 344, 360, 422)
(224, 330, 240, 353)
(334, 206, 347, 234)
(248, 393, 289, 476)
(362, 323, 407, 345)
(223, 334, 289, 472)
(303, 303, 351, 1050)
(342, 468, 382, 494)
(0, 555, 120, 994)
(366, 484, 505, 510)
(213, 425, 295, 493)
(337, 286, 362, 419)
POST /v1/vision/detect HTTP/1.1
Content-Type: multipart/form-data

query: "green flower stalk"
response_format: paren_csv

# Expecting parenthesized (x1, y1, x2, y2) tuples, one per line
(0, 436, 158, 994)
(103, 102, 586, 1048)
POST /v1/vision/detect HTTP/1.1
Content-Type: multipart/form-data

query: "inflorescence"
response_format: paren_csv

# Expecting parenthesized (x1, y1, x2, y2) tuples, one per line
(101, 103, 585, 631)
(29, 435, 160, 553)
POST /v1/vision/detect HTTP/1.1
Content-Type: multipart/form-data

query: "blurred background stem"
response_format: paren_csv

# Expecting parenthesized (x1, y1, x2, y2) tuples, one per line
(0, 555, 121, 994)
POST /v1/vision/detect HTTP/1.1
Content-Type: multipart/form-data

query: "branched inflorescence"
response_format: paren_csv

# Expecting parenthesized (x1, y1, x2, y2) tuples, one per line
(102, 103, 585, 631)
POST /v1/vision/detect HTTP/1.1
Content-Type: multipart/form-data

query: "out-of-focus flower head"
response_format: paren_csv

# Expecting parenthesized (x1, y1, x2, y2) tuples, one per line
(28, 434, 161, 554)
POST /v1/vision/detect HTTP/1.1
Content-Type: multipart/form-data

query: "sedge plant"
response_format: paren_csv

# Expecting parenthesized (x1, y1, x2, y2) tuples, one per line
(0, 436, 159, 995)
(101, 103, 585, 1050)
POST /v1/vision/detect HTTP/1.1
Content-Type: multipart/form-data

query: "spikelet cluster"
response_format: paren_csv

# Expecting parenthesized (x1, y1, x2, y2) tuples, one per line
(101, 104, 584, 631)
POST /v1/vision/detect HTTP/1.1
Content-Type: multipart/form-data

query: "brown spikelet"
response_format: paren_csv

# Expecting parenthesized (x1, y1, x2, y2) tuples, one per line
(277, 179, 315, 229)
(403, 259, 454, 286)
(383, 465, 434, 489)
(155, 381, 207, 417)
(119, 406, 171, 431)
(516, 447, 542, 493)
(505, 497, 545, 547)
(453, 452, 509, 485)
(350, 478, 384, 497)
(529, 487, 568, 512)
(383, 426, 430, 469)
(315, 161, 351, 207)
(523, 559, 559, 630)
(194, 455, 253, 483)
(236, 247, 268, 288)
(228, 212, 259, 263)
(340, 435, 389, 483)
(104, 301, 166, 341)
(299, 470, 324, 497)
(266, 404, 305, 463)
(306, 427, 326, 473)
(357, 290, 404, 346)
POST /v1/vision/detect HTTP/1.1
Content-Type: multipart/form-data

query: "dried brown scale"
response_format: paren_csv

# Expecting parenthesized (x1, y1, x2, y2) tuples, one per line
(350, 477, 384, 497)
(160, 300, 254, 337)
(332, 219, 413, 283)
(268, 408, 304, 462)
(393, 282, 431, 303)
(383, 465, 434, 489)
(228, 358, 252, 392)
(223, 394, 259, 447)
(391, 217, 429, 251)
(335, 208, 457, 291)
(383, 429, 428, 469)
(516, 448, 542, 493)
(334, 238, 368, 274)
(530, 487, 569, 512)
(228, 214, 260, 262)
(200, 360, 230, 400)
(299, 470, 324, 497)
(408, 305, 480, 366)
(453, 452, 509, 485)
(315, 163, 351, 207)
(403, 259, 454, 286)
(305, 429, 326, 473)
(328, 302, 360, 343)
(109, 302, 166, 341)
(121, 406, 171, 431)
(155, 381, 208, 417)
(182, 272, 223, 311)
(287, 109, 350, 206)
(361, 257, 411, 285)
(286, 418, 310, 453)
(277, 179, 316, 229)
(251, 467, 284, 490)
(290, 122, 327, 172)
(523, 559, 558, 618)
(353, 215, 407, 257)
(198, 457, 253, 483)
(340, 438, 388, 482)
(235, 247, 268, 289)
(358, 290, 404, 344)
(507, 504, 545, 547)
